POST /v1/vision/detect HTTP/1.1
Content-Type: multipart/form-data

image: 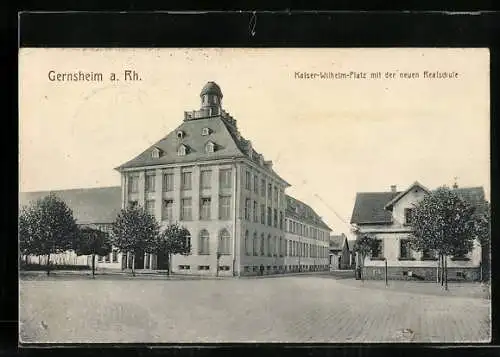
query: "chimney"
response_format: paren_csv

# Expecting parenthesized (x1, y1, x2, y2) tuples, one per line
(390, 185, 397, 193)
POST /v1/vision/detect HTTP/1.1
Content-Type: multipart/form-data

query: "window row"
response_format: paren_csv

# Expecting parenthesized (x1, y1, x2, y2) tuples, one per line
(285, 218, 327, 241)
(129, 196, 232, 221)
(244, 170, 283, 203)
(198, 229, 232, 255)
(244, 198, 283, 228)
(128, 169, 232, 193)
(244, 265, 330, 273)
(287, 240, 328, 258)
(368, 239, 469, 261)
(244, 232, 286, 257)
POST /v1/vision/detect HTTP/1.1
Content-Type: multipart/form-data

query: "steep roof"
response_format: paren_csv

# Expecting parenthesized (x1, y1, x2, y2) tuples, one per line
(329, 234, 347, 251)
(453, 187, 488, 216)
(19, 187, 122, 224)
(350, 191, 400, 224)
(384, 181, 430, 210)
(285, 195, 332, 231)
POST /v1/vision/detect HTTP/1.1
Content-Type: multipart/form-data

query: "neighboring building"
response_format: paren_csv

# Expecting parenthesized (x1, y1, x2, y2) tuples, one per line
(347, 239, 356, 269)
(329, 233, 350, 270)
(350, 182, 487, 281)
(284, 196, 332, 273)
(19, 187, 122, 268)
(114, 82, 331, 276)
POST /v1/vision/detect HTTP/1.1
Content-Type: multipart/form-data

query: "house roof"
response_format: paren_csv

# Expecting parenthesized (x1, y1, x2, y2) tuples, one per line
(19, 186, 122, 225)
(285, 195, 332, 231)
(384, 181, 430, 211)
(329, 234, 347, 251)
(350, 184, 488, 225)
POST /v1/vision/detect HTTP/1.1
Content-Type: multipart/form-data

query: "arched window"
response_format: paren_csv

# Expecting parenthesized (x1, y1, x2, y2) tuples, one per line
(253, 232, 258, 256)
(260, 233, 265, 256)
(199, 230, 209, 255)
(244, 230, 250, 256)
(219, 229, 231, 255)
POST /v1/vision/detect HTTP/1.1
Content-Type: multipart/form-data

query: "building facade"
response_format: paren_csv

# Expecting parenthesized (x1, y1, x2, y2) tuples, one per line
(115, 82, 331, 276)
(329, 233, 351, 270)
(350, 182, 486, 281)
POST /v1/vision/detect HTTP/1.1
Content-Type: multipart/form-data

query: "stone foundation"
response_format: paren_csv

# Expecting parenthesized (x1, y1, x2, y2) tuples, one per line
(362, 266, 480, 281)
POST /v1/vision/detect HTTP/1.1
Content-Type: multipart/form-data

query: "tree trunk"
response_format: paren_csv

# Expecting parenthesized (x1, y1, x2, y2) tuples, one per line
(436, 255, 440, 284)
(91, 254, 96, 279)
(440, 254, 445, 287)
(131, 254, 136, 277)
(167, 253, 171, 276)
(39, 255, 41, 265)
(444, 255, 448, 291)
(46, 253, 51, 276)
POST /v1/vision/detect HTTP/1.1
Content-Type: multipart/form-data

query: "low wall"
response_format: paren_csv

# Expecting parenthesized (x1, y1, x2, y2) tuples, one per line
(362, 266, 481, 281)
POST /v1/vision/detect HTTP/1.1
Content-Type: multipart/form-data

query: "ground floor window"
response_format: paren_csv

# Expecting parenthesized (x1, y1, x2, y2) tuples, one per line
(112, 249, 118, 263)
(179, 265, 190, 270)
(219, 266, 231, 271)
(198, 265, 210, 271)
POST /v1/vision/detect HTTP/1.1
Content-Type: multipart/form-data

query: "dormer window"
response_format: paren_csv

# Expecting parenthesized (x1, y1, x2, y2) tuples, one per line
(151, 147, 162, 159)
(205, 141, 215, 153)
(178, 144, 188, 156)
(201, 127, 211, 136)
(177, 131, 185, 139)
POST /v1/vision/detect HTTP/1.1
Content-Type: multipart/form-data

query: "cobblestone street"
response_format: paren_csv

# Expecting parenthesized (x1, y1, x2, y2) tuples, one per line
(20, 275, 491, 343)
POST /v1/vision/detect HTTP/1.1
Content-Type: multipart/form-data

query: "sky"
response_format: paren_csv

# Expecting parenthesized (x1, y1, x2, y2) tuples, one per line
(19, 48, 490, 238)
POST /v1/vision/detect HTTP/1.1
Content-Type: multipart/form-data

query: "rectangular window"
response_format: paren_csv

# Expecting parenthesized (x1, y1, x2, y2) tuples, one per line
(200, 197, 211, 220)
(268, 183, 272, 199)
(163, 173, 174, 191)
(219, 196, 231, 220)
(128, 175, 139, 193)
(399, 239, 412, 259)
(128, 200, 138, 209)
(198, 265, 210, 271)
(260, 179, 266, 196)
(260, 204, 265, 224)
(253, 201, 258, 222)
(181, 198, 192, 220)
(220, 169, 232, 189)
(274, 186, 278, 203)
(422, 249, 436, 260)
(404, 208, 413, 225)
(145, 200, 155, 216)
(267, 207, 272, 226)
(371, 239, 383, 259)
(98, 255, 103, 262)
(112, 249, 118, 263)
(200, 170, 212, 189)
(245, 170, 251, 190)
(145, 174, 156, 192)
(254, 175, 258, 193)
(105, 254, 110, 263)
(273, 209, 278, 228)
(162, 199, 173, 221)
(244, 198, 251, 220)
(279, 212, 283, 230)
(181, 171, 192, 190)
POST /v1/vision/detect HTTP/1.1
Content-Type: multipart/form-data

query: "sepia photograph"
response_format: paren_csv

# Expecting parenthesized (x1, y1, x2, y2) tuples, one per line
(18, 48, 491, 344)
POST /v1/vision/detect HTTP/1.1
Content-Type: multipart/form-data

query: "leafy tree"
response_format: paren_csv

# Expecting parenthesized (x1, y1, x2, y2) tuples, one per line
(147, 223, 191, 276)
(74, 227, 112, 278)
(18, 194, 79, 275)
(112, 206, 160, 276)
(353, 234, 378, 281)
(410, 186, 477, 290)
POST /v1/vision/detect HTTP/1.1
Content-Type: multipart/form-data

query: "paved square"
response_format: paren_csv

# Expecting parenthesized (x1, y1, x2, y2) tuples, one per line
(19, 275, 491, 343)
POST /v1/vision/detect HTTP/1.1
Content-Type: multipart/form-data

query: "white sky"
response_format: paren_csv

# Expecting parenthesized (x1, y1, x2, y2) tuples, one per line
(19, 48, 490, 238)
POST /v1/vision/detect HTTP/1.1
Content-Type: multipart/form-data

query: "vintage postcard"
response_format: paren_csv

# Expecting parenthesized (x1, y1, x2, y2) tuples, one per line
(18, 48, 491, 343)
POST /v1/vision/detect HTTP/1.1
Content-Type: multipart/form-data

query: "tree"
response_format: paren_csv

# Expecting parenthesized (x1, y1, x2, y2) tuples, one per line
(18, 194, 79, 275)
(147, 223, 191, 276)
(111, 206, 160, 276)
(353, 234, 378, 281)
(410, 186, 477, 290)
(74, 227, 112, 278)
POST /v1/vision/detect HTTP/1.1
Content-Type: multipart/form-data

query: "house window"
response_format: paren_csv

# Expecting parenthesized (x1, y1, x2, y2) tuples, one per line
(253, 175, 258, 194)
(219, 229, 231, 255)
(198, 265, 210, 271)
(422, 249, 437, 260)
(219, 169, 232, 189)
(105, 254, 110, 263)
(253, 232, 258, 256)
(219, 196, 231, 220)
(260, 234, 265, 256)
(399, 239, 412, 259)
(267, 207, 272, 226)
(151, 148, 161, 159)
(128, 200, 138, 209)
(163, 173, 174, 191)
(273, 186, 278, 203)
(178, 145, 187, 156)
(245, 230, 250, 256)
(145, 174, 156, 192)
(267, 184, 272, 199)
(201, 127, 210, 136)
(200, 170, 212, 189)
(452, 247, 470, 260)
(288, 240, 292, 256)
(253, 201, 258, 222)
(181, 171, 192, 190)
(199, 230, 210, 255)
(200, 197, 211, 220)
(260, 179, 266, 196)
(185, 232, 191, 253)
(267, 235, 271, 257)
(260, 204, 265, 224)
(177, 130, 185, 139)
(279, 212, 283, 230)
(181, 198, 192, 220)
(145, 200, 155, 216)
(273, 209, 278, 228)
(205, 142, 215, 153)
(244, 198, 251, 220)
(404, 208, 413, 225)
(98, 255, 103, 262)
(245, 171, 251, 190)
(112, 249, 118, 263)
(371, 239, 383, 259)
(162, 199, 173, 221)
(128, 175, 139, 193)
